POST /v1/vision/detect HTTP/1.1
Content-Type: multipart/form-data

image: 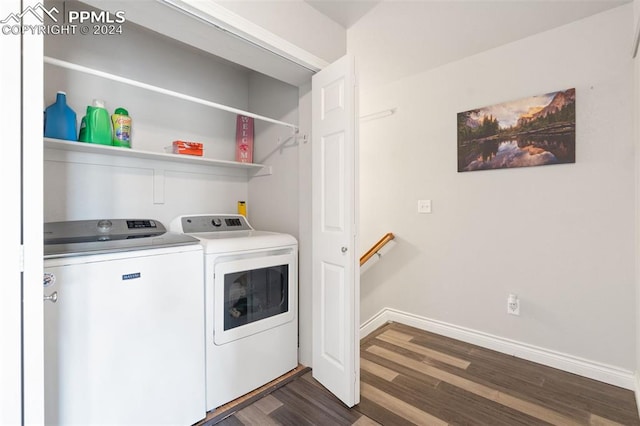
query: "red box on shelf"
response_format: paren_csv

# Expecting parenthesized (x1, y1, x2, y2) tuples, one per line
(172, 140, 203, 156)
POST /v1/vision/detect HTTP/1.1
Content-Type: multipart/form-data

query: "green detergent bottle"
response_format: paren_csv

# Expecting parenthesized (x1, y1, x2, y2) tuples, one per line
(111, 107, 132, 148)
(78, 99, 112, 145)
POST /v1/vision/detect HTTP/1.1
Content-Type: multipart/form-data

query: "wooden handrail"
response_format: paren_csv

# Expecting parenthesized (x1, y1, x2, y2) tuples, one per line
(360, 233, 395, 266)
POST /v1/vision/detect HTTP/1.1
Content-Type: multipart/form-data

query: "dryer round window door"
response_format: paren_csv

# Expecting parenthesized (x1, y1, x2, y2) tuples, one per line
(214, 249, 296, 345)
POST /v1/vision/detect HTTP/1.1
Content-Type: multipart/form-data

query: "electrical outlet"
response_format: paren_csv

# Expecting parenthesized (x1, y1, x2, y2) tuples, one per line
(507, 294, 520, 316)
(417, 199, 432, 214)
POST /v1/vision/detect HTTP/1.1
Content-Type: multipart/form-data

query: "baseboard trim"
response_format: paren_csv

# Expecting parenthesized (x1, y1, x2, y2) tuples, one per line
(636, 375, 640, 418)
(360, 307, 635, 391)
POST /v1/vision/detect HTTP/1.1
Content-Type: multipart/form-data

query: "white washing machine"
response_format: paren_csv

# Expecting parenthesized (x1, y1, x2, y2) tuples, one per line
(169, 214, 298, 411)
(43, 219, 206, 425)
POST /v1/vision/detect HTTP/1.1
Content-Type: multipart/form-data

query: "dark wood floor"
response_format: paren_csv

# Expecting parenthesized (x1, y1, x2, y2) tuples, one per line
(216, 322, 640, 425)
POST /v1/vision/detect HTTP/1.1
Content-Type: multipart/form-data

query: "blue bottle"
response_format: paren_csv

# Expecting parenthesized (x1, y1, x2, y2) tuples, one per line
(44, 91, 77, 141)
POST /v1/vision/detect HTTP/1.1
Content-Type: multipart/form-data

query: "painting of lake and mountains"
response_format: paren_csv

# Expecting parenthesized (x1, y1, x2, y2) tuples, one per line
(457, 88, 575, 172)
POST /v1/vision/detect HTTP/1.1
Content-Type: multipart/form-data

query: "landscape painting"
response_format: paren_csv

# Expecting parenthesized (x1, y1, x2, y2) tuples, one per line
(457, 88, 575, 172)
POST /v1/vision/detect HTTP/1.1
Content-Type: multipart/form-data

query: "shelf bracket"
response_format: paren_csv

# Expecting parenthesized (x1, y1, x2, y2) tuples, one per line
(252, 165, 273, 177)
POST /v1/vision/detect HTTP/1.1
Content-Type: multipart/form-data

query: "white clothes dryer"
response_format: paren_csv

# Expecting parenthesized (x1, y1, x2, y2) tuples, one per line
(170, 214, 298, 411)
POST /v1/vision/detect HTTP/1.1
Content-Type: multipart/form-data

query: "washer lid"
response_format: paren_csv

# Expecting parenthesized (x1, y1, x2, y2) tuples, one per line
(44, 219, 200, 258)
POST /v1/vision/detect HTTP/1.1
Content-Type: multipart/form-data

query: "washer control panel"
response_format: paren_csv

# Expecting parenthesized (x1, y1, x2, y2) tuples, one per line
(127, 220, 158, 229)
(45, 219, 166, 244)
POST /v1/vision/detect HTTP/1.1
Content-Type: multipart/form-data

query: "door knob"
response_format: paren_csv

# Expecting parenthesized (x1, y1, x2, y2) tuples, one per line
(44, 291, 58, 303)
(341, 247, 348, 253)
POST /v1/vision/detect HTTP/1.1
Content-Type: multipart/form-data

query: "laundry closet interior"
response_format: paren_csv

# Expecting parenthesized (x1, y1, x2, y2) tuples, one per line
(42, 0, 320, 423)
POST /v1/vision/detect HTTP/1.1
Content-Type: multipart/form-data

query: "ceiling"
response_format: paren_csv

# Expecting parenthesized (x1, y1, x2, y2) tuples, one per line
(312, 0, 632, 85)
(305, 0, 629, 30)
(304, 1, 381, 28)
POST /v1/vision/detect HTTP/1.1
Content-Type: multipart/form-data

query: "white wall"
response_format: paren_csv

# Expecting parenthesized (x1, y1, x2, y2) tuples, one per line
(246, 73, 312, 365)
(247, 73, 300, 236)
(353, 5, 636, 372)
(44, 15, 253, 225)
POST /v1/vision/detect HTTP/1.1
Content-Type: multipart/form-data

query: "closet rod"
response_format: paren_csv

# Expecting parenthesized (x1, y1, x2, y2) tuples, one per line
(44, 56, 299, 131)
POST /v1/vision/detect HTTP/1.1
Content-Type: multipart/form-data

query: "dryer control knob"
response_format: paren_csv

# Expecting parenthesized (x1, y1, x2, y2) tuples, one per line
(97, 220, 112, 233)
(212, 218, 222, 227)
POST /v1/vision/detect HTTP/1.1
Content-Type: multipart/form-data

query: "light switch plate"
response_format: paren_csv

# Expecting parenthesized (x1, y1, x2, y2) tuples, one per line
(418, 199, 432, 214)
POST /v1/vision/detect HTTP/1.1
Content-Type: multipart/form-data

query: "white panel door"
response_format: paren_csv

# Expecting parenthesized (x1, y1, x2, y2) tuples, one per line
(23, 1, 45, 423)
(0, 1, 44, 423)
(0, 1, 24, 424)
(311, 55, 359, 407)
